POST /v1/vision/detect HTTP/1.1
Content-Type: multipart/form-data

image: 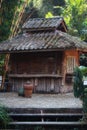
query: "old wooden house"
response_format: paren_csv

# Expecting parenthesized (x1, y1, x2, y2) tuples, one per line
(0, 17, 87, 93)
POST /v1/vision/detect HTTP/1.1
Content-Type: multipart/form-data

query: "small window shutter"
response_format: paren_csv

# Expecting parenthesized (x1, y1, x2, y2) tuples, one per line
(67, 56, 76, 73)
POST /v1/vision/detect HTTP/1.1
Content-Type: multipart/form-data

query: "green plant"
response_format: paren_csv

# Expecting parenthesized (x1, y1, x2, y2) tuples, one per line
(81, 88, 87, 121)
(83, 88, 87, 113)
(73, 67, 84, 98)
(79, 66, 87, 76)
(0, 104, 11, 128)
(73, 67, 87, 121)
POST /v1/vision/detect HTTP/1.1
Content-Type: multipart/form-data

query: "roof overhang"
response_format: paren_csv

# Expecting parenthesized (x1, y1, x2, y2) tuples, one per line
(0, 48, 84, 54)
(0, 31, 87, 54)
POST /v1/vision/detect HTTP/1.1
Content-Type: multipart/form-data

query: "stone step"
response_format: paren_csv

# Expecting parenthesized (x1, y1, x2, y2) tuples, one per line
(8, 121, 87, 129)
(9, 113, 83, 121)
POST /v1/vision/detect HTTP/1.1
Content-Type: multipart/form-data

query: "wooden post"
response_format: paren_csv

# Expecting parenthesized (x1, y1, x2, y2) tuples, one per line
(51, 79, 54, 91)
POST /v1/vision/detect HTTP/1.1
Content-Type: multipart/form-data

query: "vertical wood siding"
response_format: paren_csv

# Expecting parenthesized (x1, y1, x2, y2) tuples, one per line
(9, 51, 63, 93)
(10, 77, 62, 93)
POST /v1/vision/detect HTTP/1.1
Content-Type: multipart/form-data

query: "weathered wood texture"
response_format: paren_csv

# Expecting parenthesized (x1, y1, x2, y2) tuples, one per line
(22, 17, 66, 32)
(9, 77, 62, 93)
(9, 51, 63, 93)
(8, 50, 79, 93)
(0, 31, 87, 53)
(10, 51, 62, 75)
(61, 50, 79, 93)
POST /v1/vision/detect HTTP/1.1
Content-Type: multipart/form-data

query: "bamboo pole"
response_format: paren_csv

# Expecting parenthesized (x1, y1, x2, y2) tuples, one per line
(1, 0, 29, 90)
(0, 0, 3, 8)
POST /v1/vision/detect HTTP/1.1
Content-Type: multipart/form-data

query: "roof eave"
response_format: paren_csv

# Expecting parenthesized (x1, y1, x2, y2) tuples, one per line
(0, 48, 83, 54)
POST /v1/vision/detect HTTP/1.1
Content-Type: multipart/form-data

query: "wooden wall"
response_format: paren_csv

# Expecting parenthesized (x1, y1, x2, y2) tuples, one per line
(61, 50, 79, 93)
(9, 51, 63, 93)
(10, 51, 63, 75)
(8, 50, 80, 93)
(10, 77, 62, 93)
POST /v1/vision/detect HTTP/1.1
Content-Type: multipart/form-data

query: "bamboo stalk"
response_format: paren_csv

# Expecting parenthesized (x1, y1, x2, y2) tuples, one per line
(1, 0, 29, 90)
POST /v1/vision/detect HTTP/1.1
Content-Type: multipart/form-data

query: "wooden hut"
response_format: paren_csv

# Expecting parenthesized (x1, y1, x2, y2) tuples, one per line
(0, 17, 87, 93)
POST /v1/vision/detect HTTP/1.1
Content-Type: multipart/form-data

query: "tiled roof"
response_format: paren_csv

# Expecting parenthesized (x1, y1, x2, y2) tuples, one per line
(0, 31, 87, 53)
(22, 17, 65, 30)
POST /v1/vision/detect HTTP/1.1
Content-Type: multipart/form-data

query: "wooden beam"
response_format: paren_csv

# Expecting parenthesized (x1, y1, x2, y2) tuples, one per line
(62, 21, 67, 32)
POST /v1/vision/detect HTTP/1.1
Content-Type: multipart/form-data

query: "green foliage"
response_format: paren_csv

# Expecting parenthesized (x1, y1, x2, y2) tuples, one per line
(32, 0, 54, 17)
(73, 66, 87, 116)
(82, 88, 87, 121)
(73, 66, 87, 119)
(0, 0, 65, 42)
(79, 66, 87, 76)
(73, 67, 84, 98)
(33, 0, 43, 10)
(29, 0, 65, 17)
(83, 88, 87, 114)
(45, 12, 54, 18)
(0, 54, 5, 75)
(0, 0, 29, 70)
(80, 54, 87, 66)
(0, 104, 11, 128)
(0, 0, 19, 41)
(61, 0, 87, 41)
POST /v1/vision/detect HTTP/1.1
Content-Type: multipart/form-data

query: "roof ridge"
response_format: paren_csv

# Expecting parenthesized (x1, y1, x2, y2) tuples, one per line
(27, 16, 63, 20)
(22, 17, 64, 30)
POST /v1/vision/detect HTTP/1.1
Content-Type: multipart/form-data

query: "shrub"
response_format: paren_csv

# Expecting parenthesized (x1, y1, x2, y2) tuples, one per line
(83, 88, 87, 113)
(73, 67, 87, 121)
(73, 67, 84, 98)
(0, 104, 11, 128)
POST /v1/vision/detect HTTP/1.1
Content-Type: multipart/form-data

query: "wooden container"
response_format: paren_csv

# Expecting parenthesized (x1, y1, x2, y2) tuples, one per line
(24, 82, 33, 98)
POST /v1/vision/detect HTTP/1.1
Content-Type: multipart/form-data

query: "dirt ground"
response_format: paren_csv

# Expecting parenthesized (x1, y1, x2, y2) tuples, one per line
(0, 92, 82, 109)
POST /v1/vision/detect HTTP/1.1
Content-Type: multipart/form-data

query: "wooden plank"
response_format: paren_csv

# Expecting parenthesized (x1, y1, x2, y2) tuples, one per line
(9, 51, 63, 75)
(9, 76, 62, 92)
(46, 78, 51, 92)
(34, 78, 38, 92)
(50, 79, 54, 91)
(8, 74, 63, 78)
(55, 79, 61, 93)
(43, 78, 46, 92)
(36, 79, 41, 92)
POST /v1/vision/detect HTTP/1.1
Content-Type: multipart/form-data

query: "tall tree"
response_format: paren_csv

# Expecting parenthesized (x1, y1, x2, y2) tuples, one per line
(28, 0, 65, 17)
(0, 0, 19, 41)
(61, 0, 87, 41)
(60, 0, 87, 66)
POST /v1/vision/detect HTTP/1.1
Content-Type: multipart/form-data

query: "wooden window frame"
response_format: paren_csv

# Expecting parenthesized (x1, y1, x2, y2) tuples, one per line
(66, 56, 76, 73)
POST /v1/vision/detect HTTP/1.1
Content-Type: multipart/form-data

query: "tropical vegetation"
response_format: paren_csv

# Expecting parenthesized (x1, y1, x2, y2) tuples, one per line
(73, 66, 87, 120)
(0, 0, 87, 41)
(0, 104, 11, 128)
(73, 67, 84, 98)
(61, 0, 87, 41)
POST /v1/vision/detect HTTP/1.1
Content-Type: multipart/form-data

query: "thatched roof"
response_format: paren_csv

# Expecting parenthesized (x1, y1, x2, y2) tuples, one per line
(22, 17, 67, 31)
(0, 30, 87, 53)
